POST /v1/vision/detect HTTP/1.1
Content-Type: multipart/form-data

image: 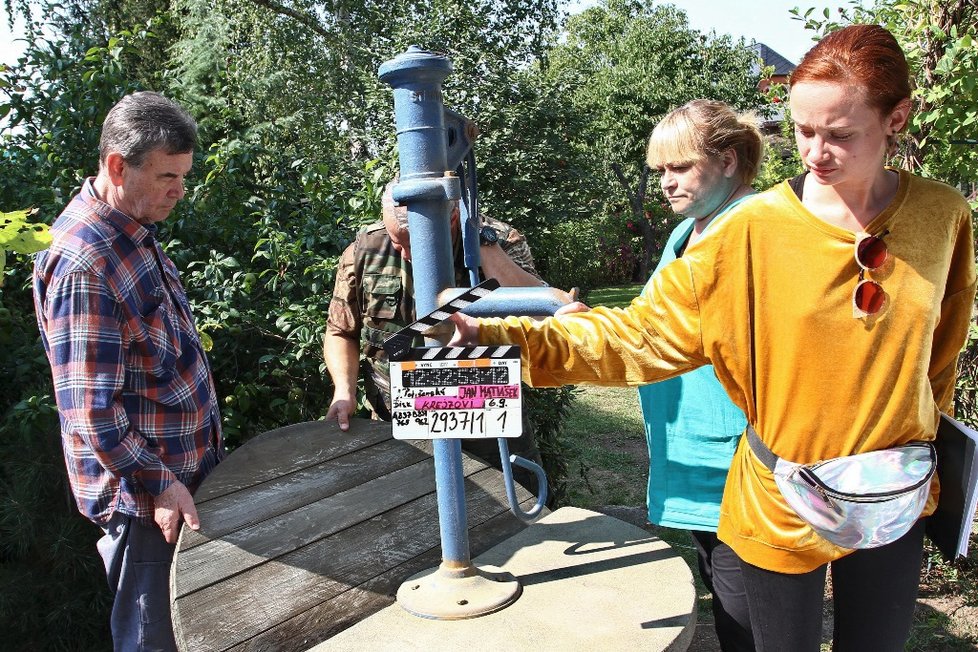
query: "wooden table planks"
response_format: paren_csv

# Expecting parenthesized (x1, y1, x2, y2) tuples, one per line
(170, 418, 538, 652)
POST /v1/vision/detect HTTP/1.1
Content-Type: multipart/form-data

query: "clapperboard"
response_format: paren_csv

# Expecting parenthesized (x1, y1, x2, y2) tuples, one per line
(383, 279, 522, 440)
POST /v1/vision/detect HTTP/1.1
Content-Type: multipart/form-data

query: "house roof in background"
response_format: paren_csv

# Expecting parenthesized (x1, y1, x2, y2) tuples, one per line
(750, 42, 796, 76)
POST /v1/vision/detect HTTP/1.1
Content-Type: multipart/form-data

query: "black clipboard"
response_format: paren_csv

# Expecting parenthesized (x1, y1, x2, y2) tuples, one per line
(926, 414, 978, 561)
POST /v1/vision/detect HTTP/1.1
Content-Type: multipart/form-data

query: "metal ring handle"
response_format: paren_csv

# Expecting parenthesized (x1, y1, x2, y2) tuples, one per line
(496, 437, 547, 523)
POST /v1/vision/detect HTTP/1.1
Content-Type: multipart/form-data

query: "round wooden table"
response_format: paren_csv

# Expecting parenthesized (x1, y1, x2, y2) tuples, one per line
(170, 418, 539, 651)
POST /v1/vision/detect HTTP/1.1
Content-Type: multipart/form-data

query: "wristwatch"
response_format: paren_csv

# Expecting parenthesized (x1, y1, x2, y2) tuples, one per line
(479, 225, 499, 246)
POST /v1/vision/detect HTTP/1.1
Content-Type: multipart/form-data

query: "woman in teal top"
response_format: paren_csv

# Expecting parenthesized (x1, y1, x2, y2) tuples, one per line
(641, 199, 751, 526)
(554, 100, 762, 649)
(641, 100, 763, 652)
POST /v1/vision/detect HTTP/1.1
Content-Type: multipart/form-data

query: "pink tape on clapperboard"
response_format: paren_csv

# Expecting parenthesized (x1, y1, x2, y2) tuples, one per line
(414, 397, 486, 410)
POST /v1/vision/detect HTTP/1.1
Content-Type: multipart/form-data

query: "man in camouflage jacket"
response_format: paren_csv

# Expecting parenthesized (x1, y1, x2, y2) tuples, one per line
(324, 183, 545, 480)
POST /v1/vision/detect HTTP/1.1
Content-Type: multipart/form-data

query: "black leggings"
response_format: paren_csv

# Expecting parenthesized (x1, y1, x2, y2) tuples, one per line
(737, 519, 925, 652)
(690, 530, 755, 652)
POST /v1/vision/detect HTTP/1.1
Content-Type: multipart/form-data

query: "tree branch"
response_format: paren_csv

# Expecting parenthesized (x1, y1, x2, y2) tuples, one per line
(610, 162, 636, 208)
(245, 0, 331, 40)
(636, 163, 650, 208)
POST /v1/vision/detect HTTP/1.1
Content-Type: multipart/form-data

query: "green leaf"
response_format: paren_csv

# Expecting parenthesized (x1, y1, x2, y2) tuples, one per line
(198, 331, 214, 352)
(0, 210, 52, 254)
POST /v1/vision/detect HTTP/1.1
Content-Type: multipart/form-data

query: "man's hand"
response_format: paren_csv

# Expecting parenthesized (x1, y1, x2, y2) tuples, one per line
(449, 312, 481, 346)
(326, 396, 355, 431)
(324, 332, 361, 433)
(154, 481, 199, 544)
(554, 301, 592, 316)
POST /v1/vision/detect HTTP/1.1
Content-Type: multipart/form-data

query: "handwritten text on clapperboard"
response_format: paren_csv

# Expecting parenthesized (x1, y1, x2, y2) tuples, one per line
(389, 352, 522, 440)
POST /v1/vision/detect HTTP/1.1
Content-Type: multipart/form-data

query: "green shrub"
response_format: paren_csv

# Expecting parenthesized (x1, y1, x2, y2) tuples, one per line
(524, 386, 578, 505)
(0, 258, 111, 650)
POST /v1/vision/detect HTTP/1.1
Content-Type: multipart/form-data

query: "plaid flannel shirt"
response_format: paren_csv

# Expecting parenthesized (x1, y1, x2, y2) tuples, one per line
(33, 179, 223, 525)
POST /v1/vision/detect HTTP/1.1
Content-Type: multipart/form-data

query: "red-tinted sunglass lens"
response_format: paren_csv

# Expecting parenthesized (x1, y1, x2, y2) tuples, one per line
(857, 236, 887, 269)
(854, 280, 886, 314)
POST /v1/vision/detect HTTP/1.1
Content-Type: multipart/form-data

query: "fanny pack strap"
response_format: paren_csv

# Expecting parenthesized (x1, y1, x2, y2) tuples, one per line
(746, 424, 779, 472)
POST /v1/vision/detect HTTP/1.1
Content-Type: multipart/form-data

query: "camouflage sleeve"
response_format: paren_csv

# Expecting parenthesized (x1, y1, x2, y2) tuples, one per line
(484, 215, 543, 281)
(326, 241, 362, 337)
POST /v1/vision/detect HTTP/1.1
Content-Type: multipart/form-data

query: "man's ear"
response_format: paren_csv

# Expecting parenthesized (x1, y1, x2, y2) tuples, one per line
(104, 152, 127, 186)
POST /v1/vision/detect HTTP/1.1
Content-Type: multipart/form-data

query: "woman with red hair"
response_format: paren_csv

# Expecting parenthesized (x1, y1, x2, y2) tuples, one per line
(454, 24, 976, 650)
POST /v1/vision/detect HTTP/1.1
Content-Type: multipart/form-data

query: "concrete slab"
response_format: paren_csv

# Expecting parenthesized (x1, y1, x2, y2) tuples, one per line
(313, 506, 697, 651)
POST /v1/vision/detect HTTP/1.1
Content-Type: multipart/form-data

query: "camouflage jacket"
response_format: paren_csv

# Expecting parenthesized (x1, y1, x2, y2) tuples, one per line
(326, 215, 540, 416)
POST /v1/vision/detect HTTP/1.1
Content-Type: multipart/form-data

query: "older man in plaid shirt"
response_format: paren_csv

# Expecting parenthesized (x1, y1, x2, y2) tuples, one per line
(33, 92, 222, 651)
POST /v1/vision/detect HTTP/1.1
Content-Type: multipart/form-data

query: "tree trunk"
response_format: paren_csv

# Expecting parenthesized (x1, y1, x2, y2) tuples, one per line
(610, 162, 652, 280)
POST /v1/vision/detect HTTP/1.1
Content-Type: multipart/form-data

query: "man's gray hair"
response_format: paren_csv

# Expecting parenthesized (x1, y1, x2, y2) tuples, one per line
(99, 91, 198, 168)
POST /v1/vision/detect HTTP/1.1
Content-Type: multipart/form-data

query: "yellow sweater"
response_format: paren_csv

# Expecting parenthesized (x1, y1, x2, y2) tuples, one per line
(480, 171, 976, 572)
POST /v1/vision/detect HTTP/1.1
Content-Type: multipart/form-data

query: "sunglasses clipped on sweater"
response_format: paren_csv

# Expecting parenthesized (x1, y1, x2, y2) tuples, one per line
(853, 229, 889, 318)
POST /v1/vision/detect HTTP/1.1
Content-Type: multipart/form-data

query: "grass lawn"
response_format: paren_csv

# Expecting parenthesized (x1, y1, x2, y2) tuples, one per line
(561, 385, 646, 509)
(585, 282, 645, 309)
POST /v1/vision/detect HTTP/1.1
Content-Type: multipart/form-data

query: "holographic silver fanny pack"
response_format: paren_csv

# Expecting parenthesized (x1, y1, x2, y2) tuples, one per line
(746, 426, 936, 549)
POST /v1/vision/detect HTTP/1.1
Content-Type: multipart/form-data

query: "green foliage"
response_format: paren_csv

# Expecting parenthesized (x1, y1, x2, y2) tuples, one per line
(538, 211, 644, 291)
(165, 0, 564, 189)
(954, 321, 978, 429)
(755, 85, 804, 191)
(0, 209, 51, 278)
(170, 142, 386, 444)
(0, 215, 108, 651)
(755, 133, 804, 191)
(538, 190, 679, 292)
(0, 210, 50, 254)
(550, 0, 762, 172)
(0, 268, 48, 416)
(534, 218, 603, 292)
(0, 16, 148, 213)
(523, 386, 578, 505)
(0, 392, 111, 651)
(467, 70, 598, 285)
(540, 0, 765, 280)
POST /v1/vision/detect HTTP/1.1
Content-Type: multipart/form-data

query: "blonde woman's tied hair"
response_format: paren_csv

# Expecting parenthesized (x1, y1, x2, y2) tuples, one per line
(646, 99, 764, 186)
